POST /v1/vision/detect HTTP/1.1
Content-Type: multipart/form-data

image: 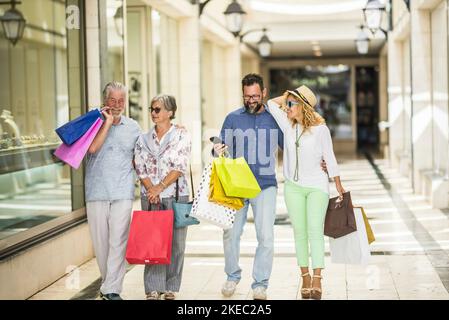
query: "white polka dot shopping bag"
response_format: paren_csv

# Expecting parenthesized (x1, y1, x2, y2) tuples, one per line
(190, 162, 236, 229)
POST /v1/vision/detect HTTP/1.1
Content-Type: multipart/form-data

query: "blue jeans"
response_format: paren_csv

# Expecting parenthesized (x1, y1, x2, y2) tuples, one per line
(223, 186, 277, 289)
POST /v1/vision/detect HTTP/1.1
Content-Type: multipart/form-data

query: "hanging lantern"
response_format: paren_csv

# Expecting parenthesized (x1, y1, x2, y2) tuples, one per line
(0, 0, 26, 46)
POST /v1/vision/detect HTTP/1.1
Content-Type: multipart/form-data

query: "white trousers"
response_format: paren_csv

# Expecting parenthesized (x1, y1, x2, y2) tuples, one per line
(86, 200, 133, 295)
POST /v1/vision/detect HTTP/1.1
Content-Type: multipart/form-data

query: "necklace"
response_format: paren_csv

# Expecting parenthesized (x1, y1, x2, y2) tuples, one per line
(294, 124, 305, 182)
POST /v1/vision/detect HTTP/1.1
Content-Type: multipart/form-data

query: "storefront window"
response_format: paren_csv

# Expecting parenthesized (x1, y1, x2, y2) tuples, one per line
(0, 0, 71, 240)
(100, 0, 125, 88)
(270, 65, 352, 139)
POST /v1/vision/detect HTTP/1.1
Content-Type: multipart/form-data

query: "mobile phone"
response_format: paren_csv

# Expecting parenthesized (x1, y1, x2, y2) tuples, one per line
(209, 136, 224, 145)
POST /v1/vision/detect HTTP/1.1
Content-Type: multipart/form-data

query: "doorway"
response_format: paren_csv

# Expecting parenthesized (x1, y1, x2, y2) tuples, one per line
(355, 66, 380, 152)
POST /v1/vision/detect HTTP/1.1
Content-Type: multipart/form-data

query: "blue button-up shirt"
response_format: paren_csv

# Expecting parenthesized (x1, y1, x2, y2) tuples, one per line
(85, 116, 142, 202)
(219, 105, 283, 190)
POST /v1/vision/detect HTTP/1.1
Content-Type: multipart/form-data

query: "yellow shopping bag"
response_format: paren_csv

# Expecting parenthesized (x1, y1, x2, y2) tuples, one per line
(354, 206, 375, 244)
(213, 156, 261, 199)
(209, 161, 245, 210)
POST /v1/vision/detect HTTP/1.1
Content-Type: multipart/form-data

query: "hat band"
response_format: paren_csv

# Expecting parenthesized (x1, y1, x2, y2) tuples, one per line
(294, 89, 313, 108)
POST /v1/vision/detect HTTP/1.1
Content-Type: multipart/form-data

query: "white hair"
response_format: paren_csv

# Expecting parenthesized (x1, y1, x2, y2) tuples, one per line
(102, 81, 127, 104)
(151, 94, 178, 120)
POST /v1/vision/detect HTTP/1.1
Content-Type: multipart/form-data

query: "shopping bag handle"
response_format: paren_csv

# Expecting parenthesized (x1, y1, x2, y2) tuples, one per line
(333, 192, 349, 209)
(149, 202, 162, 211)
(176, 165, 195, 202)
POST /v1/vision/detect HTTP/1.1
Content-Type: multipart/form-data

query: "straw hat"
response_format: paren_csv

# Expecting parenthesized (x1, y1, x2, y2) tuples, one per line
(287, 85, 317, 108)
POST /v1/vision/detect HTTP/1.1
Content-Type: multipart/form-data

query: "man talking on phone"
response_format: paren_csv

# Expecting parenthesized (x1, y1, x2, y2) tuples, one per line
(85, 81, 141, 300)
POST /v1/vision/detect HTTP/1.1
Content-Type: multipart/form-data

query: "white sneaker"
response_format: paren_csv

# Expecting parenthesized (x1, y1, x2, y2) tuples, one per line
(253, 287, 267, 300)
(221, 280, 238, 297)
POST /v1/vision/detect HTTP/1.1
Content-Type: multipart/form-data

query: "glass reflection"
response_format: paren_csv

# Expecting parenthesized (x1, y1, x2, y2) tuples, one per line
(0, 0, 71, 240)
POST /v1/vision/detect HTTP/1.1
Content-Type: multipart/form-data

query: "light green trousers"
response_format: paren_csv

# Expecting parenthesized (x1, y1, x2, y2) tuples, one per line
(284, 180, 329, 269)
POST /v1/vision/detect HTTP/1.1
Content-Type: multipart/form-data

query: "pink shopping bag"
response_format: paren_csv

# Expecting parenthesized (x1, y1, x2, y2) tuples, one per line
(54, 117, 103, 169)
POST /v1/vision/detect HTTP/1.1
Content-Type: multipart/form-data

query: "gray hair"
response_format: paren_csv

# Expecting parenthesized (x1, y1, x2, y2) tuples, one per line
(102, 81, 128, 104)
(151, 94, 178, 120)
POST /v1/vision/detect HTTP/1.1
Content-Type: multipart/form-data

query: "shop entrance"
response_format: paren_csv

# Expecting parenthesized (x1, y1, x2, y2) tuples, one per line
(355, 66, 380, 152)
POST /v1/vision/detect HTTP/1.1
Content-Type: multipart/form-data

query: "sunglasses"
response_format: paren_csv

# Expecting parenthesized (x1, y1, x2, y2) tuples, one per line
(286, 100, 300, 108)
(149, 107, 162, 114)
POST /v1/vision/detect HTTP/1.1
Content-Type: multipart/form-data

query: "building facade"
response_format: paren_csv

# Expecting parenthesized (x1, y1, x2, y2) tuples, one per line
(387, 0, 449, 209)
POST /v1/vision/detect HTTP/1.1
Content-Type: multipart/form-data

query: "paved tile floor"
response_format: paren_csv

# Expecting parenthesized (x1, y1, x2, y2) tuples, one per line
(29, 155, 449, 300)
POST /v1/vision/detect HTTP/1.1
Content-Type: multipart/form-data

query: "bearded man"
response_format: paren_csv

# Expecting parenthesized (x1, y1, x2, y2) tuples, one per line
(212, 73, 284, 300)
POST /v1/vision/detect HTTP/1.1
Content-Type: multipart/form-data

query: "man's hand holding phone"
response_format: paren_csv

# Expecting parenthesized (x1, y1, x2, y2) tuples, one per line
(210, 136, 228, 157)
(213, 144, 228, 157)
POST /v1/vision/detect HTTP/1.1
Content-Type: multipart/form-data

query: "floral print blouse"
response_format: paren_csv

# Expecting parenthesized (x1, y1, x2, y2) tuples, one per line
(134, 125, 191, 199)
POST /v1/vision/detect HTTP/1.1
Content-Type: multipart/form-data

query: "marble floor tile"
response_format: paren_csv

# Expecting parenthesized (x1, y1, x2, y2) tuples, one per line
(28, 157, 449, 300)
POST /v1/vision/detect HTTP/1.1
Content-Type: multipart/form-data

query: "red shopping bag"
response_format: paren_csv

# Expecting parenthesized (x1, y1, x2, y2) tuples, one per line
(125, 209, 174, 265)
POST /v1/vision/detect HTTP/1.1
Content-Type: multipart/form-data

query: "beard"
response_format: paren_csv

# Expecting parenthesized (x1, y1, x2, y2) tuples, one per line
(244, 101, 263, 114)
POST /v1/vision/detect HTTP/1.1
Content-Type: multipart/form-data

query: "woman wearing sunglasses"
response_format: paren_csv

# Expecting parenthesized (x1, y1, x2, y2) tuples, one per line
(267, 85, 345, 300)
(134, 94, 192, 300)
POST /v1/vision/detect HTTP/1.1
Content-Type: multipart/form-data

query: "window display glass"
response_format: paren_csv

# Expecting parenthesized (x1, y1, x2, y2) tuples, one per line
(0, 0, 71, 240)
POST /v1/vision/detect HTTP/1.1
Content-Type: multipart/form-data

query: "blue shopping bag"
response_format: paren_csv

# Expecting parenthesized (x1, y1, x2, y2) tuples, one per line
(173, 201, 200, 228)
(55, 109, 102, 146)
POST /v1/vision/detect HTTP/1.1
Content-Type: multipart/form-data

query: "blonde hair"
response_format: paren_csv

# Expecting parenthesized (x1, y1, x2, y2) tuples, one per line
(281, 91, 325, 131)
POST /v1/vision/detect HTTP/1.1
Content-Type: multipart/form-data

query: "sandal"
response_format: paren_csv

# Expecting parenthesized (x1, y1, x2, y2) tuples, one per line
(146, 291, 161, 300)
(164, 291, 176, 300)
(311, 275, 322, 300)
(300, 272, 312, 299)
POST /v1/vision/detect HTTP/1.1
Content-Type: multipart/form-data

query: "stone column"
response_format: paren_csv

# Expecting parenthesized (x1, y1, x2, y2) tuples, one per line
(224, 43, 242, 113)
(387, 35, 405, 169)
(410, 4, 433, 191)
(379, 49, 389, 159)
(68, 0, 90, 209)
(177, 16, 203, 183)
(85, 0, 102, 108)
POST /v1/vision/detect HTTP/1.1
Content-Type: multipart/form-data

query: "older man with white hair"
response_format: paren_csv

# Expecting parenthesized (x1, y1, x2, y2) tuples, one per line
(85, 81, 141, 300)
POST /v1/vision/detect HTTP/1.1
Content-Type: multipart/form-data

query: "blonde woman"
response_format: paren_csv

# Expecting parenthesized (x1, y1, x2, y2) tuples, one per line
(267, 85, 345, 300)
